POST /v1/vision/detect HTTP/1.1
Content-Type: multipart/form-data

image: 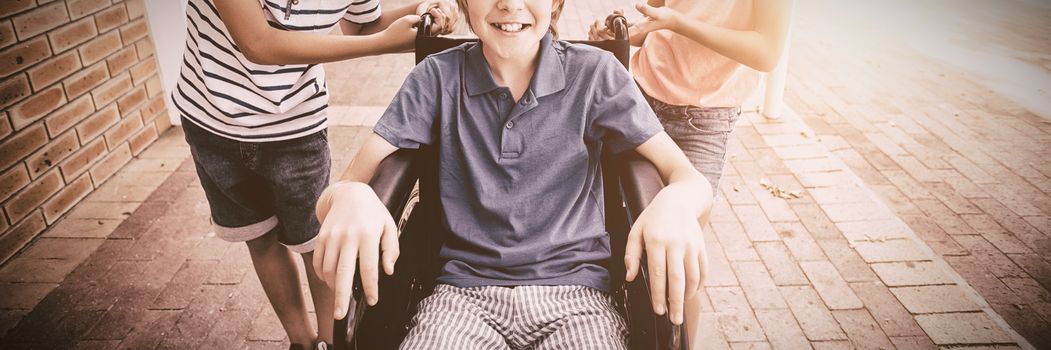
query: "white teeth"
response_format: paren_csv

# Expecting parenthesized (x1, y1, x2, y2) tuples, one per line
(495, 23, 525, 32)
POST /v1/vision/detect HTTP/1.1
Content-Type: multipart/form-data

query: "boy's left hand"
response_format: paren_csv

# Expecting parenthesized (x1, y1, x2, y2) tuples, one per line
(624, 189, 708, 325)
(416, 0, 459, 35)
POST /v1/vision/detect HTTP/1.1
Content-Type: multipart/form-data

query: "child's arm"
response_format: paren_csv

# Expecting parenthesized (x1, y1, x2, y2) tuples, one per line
(313, 134, 400, 320)
(625, 132, 714, 326)
(586, 0, 664, 46)
(340, 1, 458, 37)
(214, 0, 456, 65)
(629, 0, 794, 72)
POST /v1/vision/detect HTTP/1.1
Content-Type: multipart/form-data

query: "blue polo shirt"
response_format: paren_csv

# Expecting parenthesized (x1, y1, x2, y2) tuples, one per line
(373, 33, 663, 292)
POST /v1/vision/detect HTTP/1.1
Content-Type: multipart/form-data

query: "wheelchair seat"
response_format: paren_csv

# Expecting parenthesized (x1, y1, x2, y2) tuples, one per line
(333, 14, 687, 350)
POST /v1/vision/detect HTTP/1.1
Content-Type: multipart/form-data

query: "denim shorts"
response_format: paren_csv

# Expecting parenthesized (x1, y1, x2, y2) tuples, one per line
(181, 118, 331, 253)
(641, 92, 740, 192)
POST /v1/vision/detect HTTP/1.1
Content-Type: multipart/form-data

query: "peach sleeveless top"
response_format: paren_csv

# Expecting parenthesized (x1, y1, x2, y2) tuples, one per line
(631, 0, 761, 108)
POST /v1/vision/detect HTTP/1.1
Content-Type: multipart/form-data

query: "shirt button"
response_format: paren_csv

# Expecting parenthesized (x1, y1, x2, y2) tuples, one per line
(505, 121, 514, 129)
(500, 92, 509, 99)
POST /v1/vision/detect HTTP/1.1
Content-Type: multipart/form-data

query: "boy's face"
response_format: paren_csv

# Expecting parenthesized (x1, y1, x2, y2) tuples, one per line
(466, 0, 553, 59)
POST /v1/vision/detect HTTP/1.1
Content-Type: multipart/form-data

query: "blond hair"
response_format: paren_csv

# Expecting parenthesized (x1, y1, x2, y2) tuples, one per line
(455, 0, 566, 39)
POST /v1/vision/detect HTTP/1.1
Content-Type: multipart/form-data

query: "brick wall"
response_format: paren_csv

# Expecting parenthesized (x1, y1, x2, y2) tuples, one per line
(0, 0, 171, 264)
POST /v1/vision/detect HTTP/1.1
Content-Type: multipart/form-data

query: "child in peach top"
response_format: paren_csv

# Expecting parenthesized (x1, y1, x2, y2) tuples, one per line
(590, 0, 793, 191)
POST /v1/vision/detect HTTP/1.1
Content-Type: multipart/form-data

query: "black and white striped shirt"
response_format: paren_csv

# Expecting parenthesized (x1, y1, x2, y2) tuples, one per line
(174, 0, 381, 142)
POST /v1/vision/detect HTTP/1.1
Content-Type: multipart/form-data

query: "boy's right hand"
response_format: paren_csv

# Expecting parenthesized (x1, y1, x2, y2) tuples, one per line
(313, 181, 400, 320)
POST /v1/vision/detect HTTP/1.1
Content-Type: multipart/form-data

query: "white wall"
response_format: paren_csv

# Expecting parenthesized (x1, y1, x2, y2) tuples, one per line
(144, 0, 188, 125)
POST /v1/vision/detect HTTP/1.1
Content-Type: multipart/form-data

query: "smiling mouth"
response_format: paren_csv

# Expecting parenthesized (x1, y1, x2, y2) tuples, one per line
(491, 23, 532, 33)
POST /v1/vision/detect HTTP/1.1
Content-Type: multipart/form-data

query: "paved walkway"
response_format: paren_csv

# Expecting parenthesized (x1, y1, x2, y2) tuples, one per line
(1, 0, 1048, 349)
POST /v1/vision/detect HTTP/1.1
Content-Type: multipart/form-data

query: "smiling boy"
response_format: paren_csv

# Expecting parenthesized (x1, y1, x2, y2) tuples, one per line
(314, 0, 714, 348)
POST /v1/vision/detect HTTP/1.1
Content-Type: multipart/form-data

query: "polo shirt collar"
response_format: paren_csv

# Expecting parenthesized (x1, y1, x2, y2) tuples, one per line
(464, 33, 566, 98)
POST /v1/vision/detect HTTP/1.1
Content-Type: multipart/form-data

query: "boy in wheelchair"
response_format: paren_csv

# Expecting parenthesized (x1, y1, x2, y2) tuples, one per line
(314, 0, 714, 348)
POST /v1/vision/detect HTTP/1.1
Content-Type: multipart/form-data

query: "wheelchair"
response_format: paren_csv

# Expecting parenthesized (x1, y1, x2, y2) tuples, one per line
(332, 14, 688, 350)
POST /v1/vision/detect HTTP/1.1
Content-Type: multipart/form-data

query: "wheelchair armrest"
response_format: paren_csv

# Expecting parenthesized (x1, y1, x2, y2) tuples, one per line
(618, 151, 664, 220)
(334, 149, 420, 349)
(368, 149, 420, 216)
(615, 151, 688, 350)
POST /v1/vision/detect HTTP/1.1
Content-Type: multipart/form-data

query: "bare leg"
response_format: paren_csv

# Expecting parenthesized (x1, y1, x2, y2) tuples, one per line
(302, 252, 335, 344)
(246, 232, 316, 348)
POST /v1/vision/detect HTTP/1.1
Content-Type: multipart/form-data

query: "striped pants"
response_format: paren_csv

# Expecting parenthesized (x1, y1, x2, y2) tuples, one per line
(399, 284, 628, 350)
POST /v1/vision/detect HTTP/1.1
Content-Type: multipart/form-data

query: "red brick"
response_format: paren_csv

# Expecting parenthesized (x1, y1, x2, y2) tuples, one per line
(0, 19, 16, 49)
(0, 73, 30, 109)
(1007, 254, 1051, 293)
(0, 164, 30, 202)
(732, 261, 788, 309)
(0, 212, 46, 264)
(27, 50, 80, 91)
(790, 202, 841, 239)
(128, 59, 155, 85)
(116, 86, 146, 114)
(775, 222, 827, 261)
(11, 2, 69, 39)
(139, 95, 165, 120)
(145, 75, 161, 97)
(831, 310, 896, 349)
(105, 46, 136, 74)
(849, 282, 927, 337)
(887, 336, 937, 350)
(734, 205, 780, 242)
(3, 170, 62, 222)
(870, 261, 954, 287)
(134, 35, 154, 59)
(26, 131, 80, 179)
(754, 241, 809, 286)
(128, 124, 158, 156)
(78, 31, 121, 66)
(711, 221, 761, 261)
(67, 0, 111, 20)
(990, 302, 1051, 349)
(0, 0, 35, 19)
(59, 138, 105, 181)
(914, 313, 1012, 345)
(0, 36, 51, 77)
(0, 124, 47, 169)
(47, 17, 97, 54)
(800, 260, 864, 310)
(103, 111, 142, 148)
(707, 287, 766, 342)
(154, 113, 172, 132)
(780, 285, 847, 341)
(41, 174, 93, 224)
(755, 308, 811, 350)
(0, 113, 9, 139)
(16, 4, 69, 40)
(118, 19, 148, 44)
(75, 104, 119, 144)
(89, 143, 131, 185)
(125, 0, 146, 19)
(44, 94, 94, 137)
(93, 4, 128, 33)
(953, 235, 1028, 278)
(8, 84, 65, 130)
(91, 72, 131, 108)
(63, 61, 108, 98)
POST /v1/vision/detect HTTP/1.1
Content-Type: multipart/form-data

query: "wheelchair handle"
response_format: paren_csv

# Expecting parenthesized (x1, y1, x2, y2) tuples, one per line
(606, 14, 629, 41)
(418, 13, 436, 38)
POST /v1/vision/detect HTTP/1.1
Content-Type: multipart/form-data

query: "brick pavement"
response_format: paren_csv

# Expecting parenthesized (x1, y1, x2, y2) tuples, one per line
(0, 0, 1044, 349)
(784, 0, 1051, 348)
